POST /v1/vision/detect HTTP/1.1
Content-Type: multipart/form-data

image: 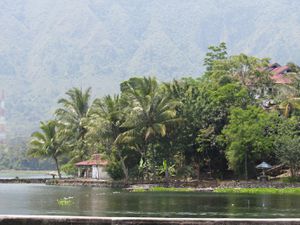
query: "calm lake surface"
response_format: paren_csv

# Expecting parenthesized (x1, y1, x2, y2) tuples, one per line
(0, 184, 300, 218)
(0, 170, 68, 179)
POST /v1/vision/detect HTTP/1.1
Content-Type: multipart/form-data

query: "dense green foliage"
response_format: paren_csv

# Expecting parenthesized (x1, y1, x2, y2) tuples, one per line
(222, 106, 278, 179)
(28, 44, 300, 180)
(274, 118, 300, 177)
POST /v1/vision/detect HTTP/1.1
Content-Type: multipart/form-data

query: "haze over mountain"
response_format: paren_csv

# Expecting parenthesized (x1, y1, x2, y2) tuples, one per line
(1, 0, 300, 139)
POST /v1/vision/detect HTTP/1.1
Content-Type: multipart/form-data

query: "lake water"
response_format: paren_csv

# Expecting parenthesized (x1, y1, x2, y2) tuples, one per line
(0, 170, 69, 179)
(0, 184, 300, 218)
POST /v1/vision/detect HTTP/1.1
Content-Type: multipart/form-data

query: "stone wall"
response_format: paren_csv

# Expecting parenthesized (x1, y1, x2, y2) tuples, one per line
(0, 178, 47, 184)
(46, 179, 219, 189)
(1, 178, 300, 190)
(219, 181, 300, 189)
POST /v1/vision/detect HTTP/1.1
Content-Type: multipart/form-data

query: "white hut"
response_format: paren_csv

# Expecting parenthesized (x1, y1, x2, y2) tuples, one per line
(75, 154, 110, 180)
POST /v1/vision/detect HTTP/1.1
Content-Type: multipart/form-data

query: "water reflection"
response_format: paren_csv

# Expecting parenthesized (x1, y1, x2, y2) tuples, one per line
(0, 184, 300, 218)
(224, 193, 300, 218)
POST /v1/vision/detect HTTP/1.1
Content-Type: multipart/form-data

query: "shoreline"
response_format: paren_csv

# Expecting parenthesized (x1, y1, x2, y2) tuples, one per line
(2, 178, 300, 193)
(0, 178, 48, 184)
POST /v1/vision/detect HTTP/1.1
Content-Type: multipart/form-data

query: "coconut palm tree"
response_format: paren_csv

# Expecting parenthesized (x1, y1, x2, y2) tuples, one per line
(117, 77, 181, 179)
(55, 87, 92, 162)
(88, 95, 130, 182)
(118, 77, 180, 148)
(89, 95, 123, 141)
(29, 120, 62, 178)
(279, 98, 300, 118)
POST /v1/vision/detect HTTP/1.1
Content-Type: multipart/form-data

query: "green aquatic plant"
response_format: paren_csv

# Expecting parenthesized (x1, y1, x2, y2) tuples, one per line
(214, 188, 300, 195)
(57, 197, 74, 206)
(132, 186, 194, 192)
(132, 188, 146, 192)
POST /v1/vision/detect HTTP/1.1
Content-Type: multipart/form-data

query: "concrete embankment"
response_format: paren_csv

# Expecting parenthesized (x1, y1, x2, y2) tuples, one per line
(2, 178, 300, 191)
(1, 216, 300, 225)
(0, 178, 47, 183)
(219, 180, 300, 188)
(45, 179, 127, 188)
(46, 179, 219, 189)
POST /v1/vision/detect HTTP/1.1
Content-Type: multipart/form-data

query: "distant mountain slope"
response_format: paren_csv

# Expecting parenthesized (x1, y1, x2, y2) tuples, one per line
(1, 0, 300, 139)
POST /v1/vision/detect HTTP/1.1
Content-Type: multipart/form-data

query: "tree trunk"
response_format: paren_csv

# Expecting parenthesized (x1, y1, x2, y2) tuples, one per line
(164, 160, 169, 187)
(141, 145, 150, 181)
(245, 151, 248, 180)
(290, 165, 296, 177)
(117, 151, 129, 184)
(151, 144, 157, 181)
(195, 152, 202, 181)
(138, 144, 148, 181)
(138, 151, 146, 182)
(196, 159, 200, 181)
(206, 149, 212, 178)
(54, 157, 61, 179)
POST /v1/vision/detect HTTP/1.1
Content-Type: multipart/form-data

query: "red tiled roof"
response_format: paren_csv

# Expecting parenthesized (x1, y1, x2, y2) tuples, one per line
(265, 63, 293, 84)
(270, 74, 292, 84)
(75, 154, 108, 167)
(271, 66, 290, 75)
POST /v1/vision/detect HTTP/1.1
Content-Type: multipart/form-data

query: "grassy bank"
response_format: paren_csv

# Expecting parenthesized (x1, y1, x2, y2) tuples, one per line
(214, 187, 300, 195)
(132, 186, 194, 192)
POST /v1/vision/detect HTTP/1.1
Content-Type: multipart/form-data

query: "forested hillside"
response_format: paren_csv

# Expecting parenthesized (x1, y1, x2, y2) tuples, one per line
(1, 0, 300, 140)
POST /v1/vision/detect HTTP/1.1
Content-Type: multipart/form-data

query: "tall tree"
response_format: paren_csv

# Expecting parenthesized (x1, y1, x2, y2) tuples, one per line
(274, 117, 300, 177)
(118, 77, 181, 179)
(275, 136, 300, 177)
(55, 87, 92, 163)
(29, 120, 63, 178)
(88, 94, 131, 182)
(164, 79, 202, 179)
(204, 42, 228, 71)
(195, 83, 250, 177)
(222, 106, 278, 179)
(205, 53, 271, 100)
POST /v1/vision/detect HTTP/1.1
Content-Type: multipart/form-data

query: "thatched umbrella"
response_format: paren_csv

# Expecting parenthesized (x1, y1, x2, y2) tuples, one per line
(256, 162, 272, 176)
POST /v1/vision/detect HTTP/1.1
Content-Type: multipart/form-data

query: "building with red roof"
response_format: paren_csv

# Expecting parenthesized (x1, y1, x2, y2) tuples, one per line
(268, 63, 293, 84)
(75, 154, 110, 180)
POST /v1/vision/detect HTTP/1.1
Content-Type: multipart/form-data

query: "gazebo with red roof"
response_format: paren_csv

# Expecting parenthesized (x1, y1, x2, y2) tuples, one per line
(75, 154, 110, 179)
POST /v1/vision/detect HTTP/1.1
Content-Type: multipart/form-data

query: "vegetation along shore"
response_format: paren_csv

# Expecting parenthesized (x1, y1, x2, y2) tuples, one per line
(28, 43, 300, 185)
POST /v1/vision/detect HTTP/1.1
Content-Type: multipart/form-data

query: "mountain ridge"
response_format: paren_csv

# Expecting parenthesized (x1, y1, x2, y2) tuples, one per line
(1, 0, 300, 139)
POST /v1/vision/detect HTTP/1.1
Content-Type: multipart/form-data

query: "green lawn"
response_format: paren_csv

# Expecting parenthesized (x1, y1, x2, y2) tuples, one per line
(132, 186, 194, 192)
(214, 188, 300, 194)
